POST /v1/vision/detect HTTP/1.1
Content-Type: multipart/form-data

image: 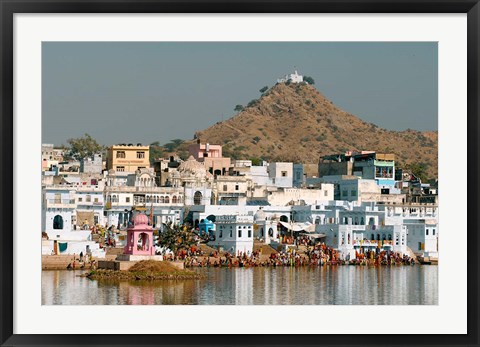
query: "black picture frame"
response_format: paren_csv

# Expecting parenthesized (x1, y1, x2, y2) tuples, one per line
(1, 1, 479, 346)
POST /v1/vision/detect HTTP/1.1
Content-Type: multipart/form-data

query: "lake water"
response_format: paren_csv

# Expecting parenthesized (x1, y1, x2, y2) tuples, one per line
(42, 265, 438, 305)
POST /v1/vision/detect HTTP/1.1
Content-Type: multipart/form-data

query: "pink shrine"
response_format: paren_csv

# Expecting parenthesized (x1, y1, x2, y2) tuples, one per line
(124, 213, 154, 255)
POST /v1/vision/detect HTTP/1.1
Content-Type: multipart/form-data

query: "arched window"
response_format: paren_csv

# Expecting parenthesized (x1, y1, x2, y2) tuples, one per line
(194, 191, 202, 205)
(388, 234, 392, 240)
(361, 217, 364, 225)
(146, 195, 150, 203)
(164, 196, 170, 204)
(53, 215, 63, 230)
(260, 227, 264, 237)
(178, 196, 183, 203)
(371, 233, 375, 240)
(172, 196, 177, 204)
(315, 217, 321, 225)
(377, 234, 380, 241)
(159, 196, 165, 203)
(354, 217, 359, 225)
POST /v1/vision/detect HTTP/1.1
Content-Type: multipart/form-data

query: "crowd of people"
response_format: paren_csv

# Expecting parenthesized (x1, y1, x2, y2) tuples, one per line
(181, 242, 416, 268)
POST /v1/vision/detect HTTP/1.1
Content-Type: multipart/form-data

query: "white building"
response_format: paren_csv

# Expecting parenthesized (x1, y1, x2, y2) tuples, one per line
(209, 214, 254, 255)
(268, 162, 293, 188)
(277, 70, 304, 84)
(171, 156, 213, 207)
(404, 219, 439, 258)
(266, 186, 334, 206)
(75, 183, 105, 229)
(253, 208, 279, 245)
(42, 185, 105, 257)
(104, 169, 185, 229)
(80, 153, 103, 174)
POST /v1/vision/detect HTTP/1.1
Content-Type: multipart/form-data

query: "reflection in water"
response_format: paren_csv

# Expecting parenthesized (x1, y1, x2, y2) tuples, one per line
(42, 266, 438, 305)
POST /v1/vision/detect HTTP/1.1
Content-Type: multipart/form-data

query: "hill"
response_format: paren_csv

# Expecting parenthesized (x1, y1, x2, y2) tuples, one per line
(192, 83, 437, 179)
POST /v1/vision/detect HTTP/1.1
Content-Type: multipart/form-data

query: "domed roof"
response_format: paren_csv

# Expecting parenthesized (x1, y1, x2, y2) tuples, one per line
(177, 156, 212, 180)
(133, 213, 149, 226)
(254, 208, 266, 222)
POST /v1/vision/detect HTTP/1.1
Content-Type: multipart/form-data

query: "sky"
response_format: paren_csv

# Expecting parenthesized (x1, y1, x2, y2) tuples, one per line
(42, 42, 437, 147)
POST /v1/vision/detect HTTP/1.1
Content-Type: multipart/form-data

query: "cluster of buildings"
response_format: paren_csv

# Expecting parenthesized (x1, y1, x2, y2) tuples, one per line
(42, 139, 438, 261)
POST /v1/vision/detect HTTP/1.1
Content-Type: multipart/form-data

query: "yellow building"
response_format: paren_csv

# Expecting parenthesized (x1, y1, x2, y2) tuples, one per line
(106, 144, 150, 172)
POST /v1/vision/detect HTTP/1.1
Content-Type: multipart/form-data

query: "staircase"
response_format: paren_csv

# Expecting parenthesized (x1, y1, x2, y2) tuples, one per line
(253, 243, 278, 256)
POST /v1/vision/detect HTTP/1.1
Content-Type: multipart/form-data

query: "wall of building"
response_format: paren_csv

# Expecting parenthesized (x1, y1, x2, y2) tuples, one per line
(106, 145, 150, 172)
(268, 162, 293, 188)
(319, 161, 353, 178)
(267, 186, 334, 206)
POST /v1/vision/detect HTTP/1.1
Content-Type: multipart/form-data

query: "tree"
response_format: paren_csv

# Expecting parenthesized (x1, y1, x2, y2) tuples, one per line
(405, 162, 429, 182)
(303, 76, 315, 85)
(157, 222, 197, 254)
(65, 133, 103, 161)
(163, 139, 184, 152)
(250, 157, 262, 166)
(259, 86, 268, 93)
(149, 141, 165, 164)
(234, 105, 244, 112)
(247, 99, 258, 107)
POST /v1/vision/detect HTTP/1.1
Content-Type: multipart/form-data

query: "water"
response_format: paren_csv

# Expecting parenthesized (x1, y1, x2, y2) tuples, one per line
(42, 266, 438, 305)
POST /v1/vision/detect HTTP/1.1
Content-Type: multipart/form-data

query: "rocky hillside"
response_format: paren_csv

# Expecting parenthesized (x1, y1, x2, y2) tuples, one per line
(193, 83, 438, 179)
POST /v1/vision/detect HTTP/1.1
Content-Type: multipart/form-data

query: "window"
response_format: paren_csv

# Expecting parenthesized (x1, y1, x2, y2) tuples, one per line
(248, 230, 251, 237)
(238, 229, 242, 237)
(324, 191, 328, 196)
(126, 197, 130, 203)
(418, 242, 422, 251)
(219, 230, 223, 238)
(235, 185, 239, 191)
(351, 190, 357, 197)
(53, 215, 63, 230)
(86, 195, 91, 202)
(223, 185, 227, 191)
(94, 198, 99, 203)
(137, 151, 145, 159)
(116, 151, 125, 158)
(281, 171, 287, 177)
(194, 191, 202, 205)
(342, 190, 348, 197)
(165, 196, 170, 203)
(426, 229, 429, 236)
(78, 197, 83, 202)
(229, 229, 232, 237)
(433, 229, 436, 235)
(117, 166, 125, 172)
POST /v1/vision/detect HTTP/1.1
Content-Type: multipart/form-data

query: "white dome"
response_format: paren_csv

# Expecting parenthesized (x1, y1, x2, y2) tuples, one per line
(254, 209, 266, 222)
(177, 156, 212, 180)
